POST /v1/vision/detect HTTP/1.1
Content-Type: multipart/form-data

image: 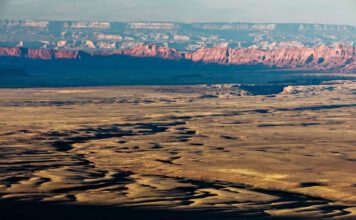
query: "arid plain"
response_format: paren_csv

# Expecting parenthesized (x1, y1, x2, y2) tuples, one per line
(0, 81, 355, 219)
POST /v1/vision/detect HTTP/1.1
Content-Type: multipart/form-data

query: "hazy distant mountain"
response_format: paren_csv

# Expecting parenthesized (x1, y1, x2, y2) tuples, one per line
(0, 20, 354, 88)
(0, 20, 355, 51)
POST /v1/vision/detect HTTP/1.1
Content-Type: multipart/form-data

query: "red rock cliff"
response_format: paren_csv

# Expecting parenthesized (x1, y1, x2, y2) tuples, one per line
(0, 44, 354, 72)
(0, 47, 24, 57)
(124, 44, 184, 59)
(186, 44, 355, 72)
(0, 48, 84, 60)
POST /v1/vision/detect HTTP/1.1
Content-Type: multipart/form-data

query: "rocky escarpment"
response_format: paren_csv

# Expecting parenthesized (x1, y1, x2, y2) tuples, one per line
(0, 44, 355, 73)
(123, 44, 183, 59)
(0, 47, 86, 60)
(187, 44, 355, 72)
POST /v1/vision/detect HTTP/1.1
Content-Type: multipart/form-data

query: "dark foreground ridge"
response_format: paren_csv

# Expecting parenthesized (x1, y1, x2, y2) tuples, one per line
(0, 199, 326, 220)
(1, 120, 354, 220)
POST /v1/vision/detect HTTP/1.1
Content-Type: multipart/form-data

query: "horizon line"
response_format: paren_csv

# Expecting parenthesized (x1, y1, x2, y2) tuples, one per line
(1, 18, 355, 27)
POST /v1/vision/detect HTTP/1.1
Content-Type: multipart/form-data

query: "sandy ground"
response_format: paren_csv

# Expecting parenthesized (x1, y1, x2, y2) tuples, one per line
(0, 82, 355, 219)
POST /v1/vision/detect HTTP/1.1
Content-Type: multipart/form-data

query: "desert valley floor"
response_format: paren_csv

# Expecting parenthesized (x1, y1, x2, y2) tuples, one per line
(0, 81, 355, 219)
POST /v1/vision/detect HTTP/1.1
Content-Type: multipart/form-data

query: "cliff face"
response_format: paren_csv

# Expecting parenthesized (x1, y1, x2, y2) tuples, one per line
(54, 50, 82, 59)
(186, 44, 355, 72)
(0, 44, 355, 73)
(124, 44, 183, 59)
(187, 46, 230, 64)
(0, 47, 24, 57)
(0, 48, 83, 60)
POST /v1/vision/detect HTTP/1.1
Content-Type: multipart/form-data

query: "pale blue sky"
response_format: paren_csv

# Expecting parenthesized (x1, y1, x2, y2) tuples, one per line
(0, 0, 355, 25)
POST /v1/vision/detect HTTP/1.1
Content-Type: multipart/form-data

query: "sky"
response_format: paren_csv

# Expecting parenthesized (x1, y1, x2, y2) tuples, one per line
(0, 0, 355, 25)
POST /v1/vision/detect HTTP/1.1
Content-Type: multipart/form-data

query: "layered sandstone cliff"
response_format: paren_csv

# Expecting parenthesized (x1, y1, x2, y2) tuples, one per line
(186, 44, 355, 72)
(0, 44, 354, 73)
(0, 47, 84, 60)
(123, 44, 183, 59)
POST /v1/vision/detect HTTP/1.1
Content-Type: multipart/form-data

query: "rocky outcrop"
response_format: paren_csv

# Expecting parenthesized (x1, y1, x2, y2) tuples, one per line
(124, 44, 184, 60)
(0, 48, 83, 60)
(26, 48, 54, 60)
(54, 50, 82, 59)
(186, 44, 355, 72)
(186, 46, 230, 64)
(0, 44, 355, 73)
(0, 47, 24, 57)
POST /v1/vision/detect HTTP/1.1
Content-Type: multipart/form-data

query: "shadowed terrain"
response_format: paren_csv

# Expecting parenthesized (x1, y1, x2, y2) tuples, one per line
(0, 82, 355, 219)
